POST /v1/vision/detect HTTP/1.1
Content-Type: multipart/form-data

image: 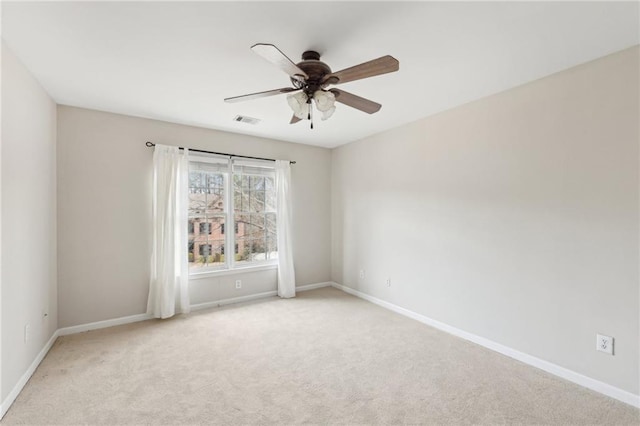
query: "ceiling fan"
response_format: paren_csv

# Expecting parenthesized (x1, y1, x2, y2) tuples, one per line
(224, 43, 399, 129)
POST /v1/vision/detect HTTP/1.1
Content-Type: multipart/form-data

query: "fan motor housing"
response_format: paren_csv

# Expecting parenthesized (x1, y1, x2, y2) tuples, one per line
(292, 50, 332, 92)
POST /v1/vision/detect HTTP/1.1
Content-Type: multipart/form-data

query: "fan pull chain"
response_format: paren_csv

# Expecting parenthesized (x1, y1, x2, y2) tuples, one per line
(307, 97, 313, 129)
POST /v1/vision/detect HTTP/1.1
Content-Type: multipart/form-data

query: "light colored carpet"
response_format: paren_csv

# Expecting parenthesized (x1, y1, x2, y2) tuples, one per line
(3, 287, 639, 425)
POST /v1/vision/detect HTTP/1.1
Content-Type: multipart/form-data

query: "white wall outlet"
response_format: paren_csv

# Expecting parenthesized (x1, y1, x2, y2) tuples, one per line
(359, 270, 365, 279)
(24, 324, 30, 343)
(386, 277, 391, 287)
(235, 280, 242, 289)
(596, 334, 614, 355)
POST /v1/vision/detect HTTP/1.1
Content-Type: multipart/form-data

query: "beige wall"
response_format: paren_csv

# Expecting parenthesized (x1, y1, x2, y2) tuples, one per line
(1, 43, 58, 401)
(57, 106, 332, 327)
(331, 46, 639, 395)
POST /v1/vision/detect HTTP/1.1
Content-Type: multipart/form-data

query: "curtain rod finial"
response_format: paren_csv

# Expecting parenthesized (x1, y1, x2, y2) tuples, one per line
(146, 141, 155, 147)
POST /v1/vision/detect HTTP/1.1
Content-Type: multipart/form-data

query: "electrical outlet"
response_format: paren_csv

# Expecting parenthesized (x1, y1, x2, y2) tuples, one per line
(596, 334, 614, 355)
(235, 280, 242, 289)
(24, 324, 30, 343)
(386, 277, 391, 287)
(359, 270, 365, 279)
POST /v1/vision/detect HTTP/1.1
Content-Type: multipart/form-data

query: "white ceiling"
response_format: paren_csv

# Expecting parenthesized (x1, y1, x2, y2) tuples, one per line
(2, 1, 638, 148)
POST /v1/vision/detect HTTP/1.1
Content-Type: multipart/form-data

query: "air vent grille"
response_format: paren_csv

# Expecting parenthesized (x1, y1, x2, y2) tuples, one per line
(233, 115, 261, 125)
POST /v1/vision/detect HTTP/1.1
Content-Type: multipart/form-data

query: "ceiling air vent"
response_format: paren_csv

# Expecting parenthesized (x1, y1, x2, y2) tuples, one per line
(233, 115, 261, 125)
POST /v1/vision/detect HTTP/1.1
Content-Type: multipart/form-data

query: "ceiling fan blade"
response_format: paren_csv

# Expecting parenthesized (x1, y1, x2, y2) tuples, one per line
(251, 43, 309, 81)
(323, 55, 399, 85)
(224, 87, 297, 103)
(330, 89, 381, 114)
(290, 115, 302, 124)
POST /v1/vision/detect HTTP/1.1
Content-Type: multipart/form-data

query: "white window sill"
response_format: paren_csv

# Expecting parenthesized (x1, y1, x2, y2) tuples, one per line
(189, 263, 278, 280)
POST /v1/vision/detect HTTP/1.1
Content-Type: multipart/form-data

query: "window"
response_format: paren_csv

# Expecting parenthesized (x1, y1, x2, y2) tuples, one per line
(188, 157, 277, 273)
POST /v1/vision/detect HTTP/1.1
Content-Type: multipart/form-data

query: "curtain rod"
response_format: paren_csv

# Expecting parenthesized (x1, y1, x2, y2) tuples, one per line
(145, 141, 296, 164)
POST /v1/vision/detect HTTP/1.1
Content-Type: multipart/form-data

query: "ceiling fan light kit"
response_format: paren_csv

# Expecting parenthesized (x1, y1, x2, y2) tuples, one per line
(287, 91, 309, 120)
(313, 90, 336, 120)
(225, 43, 399, 129)
(287, 90, 336, 121)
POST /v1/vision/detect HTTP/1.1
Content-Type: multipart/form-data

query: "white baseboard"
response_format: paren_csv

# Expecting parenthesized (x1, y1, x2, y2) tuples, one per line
(0, 330, 59, 419)
(190, 281, 333, 311)
(330, 282, 640, 409)
(190, 290, 278, 311)
(57, 312, 154, 336)
(296, 281, 332, 292)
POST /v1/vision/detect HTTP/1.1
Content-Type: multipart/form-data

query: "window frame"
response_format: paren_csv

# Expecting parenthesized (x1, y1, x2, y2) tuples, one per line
(188, 155, 278, 278)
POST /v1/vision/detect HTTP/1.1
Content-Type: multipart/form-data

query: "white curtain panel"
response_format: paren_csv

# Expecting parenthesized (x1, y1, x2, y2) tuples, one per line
(275, 160, 296, 298)
(147, 144, 190, 318)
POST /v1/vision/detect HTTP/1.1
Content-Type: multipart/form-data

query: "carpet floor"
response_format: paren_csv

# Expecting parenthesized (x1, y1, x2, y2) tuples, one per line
(3, 287, 639, 425)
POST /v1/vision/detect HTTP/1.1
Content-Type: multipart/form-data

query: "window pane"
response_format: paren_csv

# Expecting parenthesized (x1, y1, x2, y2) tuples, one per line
(266, 233, 278, 260)
(189, 171, 205, 189)
(234, 188, 243, 211)
(235, 175, 258, 213)
(188, 216, 225, 270)
(253, 189, 265, 212)
(206, 191, 224, 215)
(237, 213, 261, 239)
(265, 176, 275, 192)
(231, 169, 277, 265)
(234, 238, 267, 264)
(257, 214, 266, 238)
(189, 193, 207, 215)
(233, 175, 246, 212)
(189, 161, 227, 271)
(207, 173, 224, 192)
(208, 216, 225, 239)
(235, 213, 250, 238)
(265, 212, 277, 235)
(250, 238, 267, 261)
(252, 176, 265, 191)
(265, 190, 276, 212)
(235, 237, 249, 262)
(190, 240, 225, 269)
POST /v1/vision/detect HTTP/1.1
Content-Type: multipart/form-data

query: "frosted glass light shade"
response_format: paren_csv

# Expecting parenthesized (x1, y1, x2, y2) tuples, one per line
(313, 90, 336, 112)
(287, 91, 309, 119)
(320, 106, 335, 121)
